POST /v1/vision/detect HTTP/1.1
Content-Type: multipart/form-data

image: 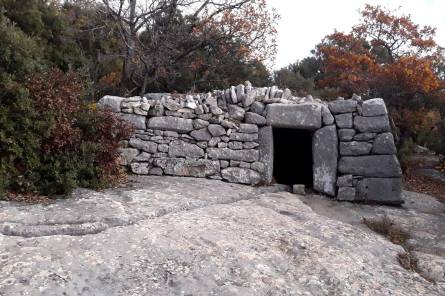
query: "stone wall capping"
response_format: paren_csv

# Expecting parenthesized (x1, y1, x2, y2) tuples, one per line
(100, 83, 402, 204)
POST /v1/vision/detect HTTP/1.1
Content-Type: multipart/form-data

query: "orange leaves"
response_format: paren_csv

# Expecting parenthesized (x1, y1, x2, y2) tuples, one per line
(316, 4, 444, 101)
(379, 57, 442, 94)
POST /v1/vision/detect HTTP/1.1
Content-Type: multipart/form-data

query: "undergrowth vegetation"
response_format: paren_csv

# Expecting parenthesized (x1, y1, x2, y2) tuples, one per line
(0, 69, 133, 197)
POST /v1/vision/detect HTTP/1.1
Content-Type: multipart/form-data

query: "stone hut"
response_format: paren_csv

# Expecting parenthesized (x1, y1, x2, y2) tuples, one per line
(98, 82, 402, 204)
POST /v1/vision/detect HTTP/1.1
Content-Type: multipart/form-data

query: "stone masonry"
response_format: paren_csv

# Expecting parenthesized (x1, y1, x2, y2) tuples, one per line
(98, 82, 402, 204)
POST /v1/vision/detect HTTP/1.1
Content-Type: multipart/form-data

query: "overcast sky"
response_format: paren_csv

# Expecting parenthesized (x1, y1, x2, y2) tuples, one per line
(269, 0, 445, 69)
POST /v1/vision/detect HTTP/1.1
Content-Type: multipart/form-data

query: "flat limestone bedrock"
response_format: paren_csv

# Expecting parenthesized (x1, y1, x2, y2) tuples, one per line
(0, 176, 441, 296)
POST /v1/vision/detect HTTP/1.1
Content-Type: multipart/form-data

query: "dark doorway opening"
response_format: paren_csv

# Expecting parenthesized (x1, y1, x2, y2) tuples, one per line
(272, 128, 313, 187)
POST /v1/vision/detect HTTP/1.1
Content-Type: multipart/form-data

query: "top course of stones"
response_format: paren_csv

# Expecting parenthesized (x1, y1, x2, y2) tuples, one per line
(98, 81, 403, 205)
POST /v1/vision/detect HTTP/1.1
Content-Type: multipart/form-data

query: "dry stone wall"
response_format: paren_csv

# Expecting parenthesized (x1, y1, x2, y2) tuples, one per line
(98, 82, 402, 204)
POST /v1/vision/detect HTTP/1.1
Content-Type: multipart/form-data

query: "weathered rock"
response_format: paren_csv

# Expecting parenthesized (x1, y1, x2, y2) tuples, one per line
(372, 132, 397, 154)
(230, 86, 238, 103)
(340, 141, 373, 156)
(354, 132, 376, 141)
(130, 162, 150, 175)
(356, 178, 402, 204)
(164, 131, 179, 138)
(147, 117, 193, 133)
(190, 128, 212, 141)
(163, 98, 181, 111)
(229, 132, 258, 142)
(338, 155, 402, 177)
(0, 177, 440, 295)
(238, 123, 258, 134)
(251, 161, 265, 173)
(293, 184, 305, 195)
(337, 175, 353, 187)
(243, 142, 259, 149)
(148, 167, 163, 176)
(354, 116, 390, 133)
(362, 98, 387, 116)
(168, 140, 204, 158)
(207, 148, 259, 162)
(158, 144, 169, 153)
(337, 187, 356, 201)
(242, 87, 255, 107)
(266, 103, 322, 130)
(119, 114, 147, 130)
(338, 129, 356, 141)
(228, 141, 243, 150)
(220, 120, 237, 129)
(221, 167, 261, 185)
(155, 158, 220, 177)
(321, 105, 335, 125)
(258, 126, 273, 184)
(118, 148, 139, 166)
(98, 95, 123, 112)
(207, 124, 226, 137)
(282, 88, 292, 100)
(313, 125, 338, 196)
(328, 99, 357, 114)
(239, 161, 250, 169)
(228, 104, 245, 120)
(133, 152, 152, 162)
(220, 160, 229, 168)
(245, 112, 266, 125)
(208, 137, 220, 147)
(129, 138, 157, 153)
(250, 101, 265, 114)
(335, 113, 353, 129)
(210, 106, 224, 115)
(148, 101, 164, 117)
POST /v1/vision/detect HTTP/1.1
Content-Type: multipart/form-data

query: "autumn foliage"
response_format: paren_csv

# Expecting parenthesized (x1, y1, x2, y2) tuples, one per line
(315, 4, 445, 149)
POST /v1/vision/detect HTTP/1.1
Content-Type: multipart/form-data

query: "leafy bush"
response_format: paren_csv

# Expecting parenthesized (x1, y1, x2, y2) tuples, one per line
(0, 69, 133, 197)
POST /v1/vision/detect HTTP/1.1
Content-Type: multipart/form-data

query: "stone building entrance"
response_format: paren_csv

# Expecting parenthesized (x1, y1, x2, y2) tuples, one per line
(272, 128, 313, 186)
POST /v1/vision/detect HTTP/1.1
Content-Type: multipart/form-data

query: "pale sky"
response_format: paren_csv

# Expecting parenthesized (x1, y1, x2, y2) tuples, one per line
(269, 0, 445, 69)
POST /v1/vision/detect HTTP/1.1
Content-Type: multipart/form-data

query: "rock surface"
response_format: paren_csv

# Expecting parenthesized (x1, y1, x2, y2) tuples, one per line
(0, 177, 442, 295)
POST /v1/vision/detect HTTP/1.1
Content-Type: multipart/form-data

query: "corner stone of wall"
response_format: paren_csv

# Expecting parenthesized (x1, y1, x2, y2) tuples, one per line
(98, 83, 403, 204)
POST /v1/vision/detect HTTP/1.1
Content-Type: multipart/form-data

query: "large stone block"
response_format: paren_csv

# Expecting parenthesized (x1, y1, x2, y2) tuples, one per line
(129, 138, 157, 153)
(168, 141, 204, 158)
(259, 126, 273, 184)
(154, 158, 220, 177)
(207, 148, 259, 162)
(362, 98, 387, 116)
(328, 99, 357, 114)
(97, 95, 123, 112)
(335, 113, 353, 129)
(190, 128, 212, 141)
(119, 114, 147, 130)
(228, 104, 245, 120)
(313, 125, 338, 196)
(340, 141, 372, 156)
(118, 148, 139, 166)
(338, 155, 402, 177)
(266, 103, 322, 130)
(147, 117, 193, 133)
(245, 112, 266, 125)
(238, 124, 258, 134)
(221, 167, 261, 185)
(321, 105, 334, 125)
(354, 116, 390, 133)
(208, 124, 226, 137)
(356, 178, 402, 204)
(372, 132, 397, 154)
(229, 133, 258, 142)
(130, 162, 151, 175)
(338, 129, 356, 141)
(337, 187, 356, 201)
